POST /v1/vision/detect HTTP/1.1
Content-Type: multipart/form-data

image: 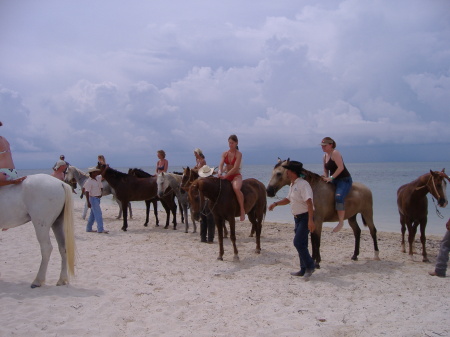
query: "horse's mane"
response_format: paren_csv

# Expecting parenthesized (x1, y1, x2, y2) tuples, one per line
(106, 167, 130, 179)
(302, 169, 323, 184)
(276, 159, 323, 184)
(129, 168, 153, 177)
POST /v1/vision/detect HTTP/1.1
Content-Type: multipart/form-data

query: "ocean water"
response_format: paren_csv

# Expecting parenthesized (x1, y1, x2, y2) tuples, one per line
(18, 161, 450, 235)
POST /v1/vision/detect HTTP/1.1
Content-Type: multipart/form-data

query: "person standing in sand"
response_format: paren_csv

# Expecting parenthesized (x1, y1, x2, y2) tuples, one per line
(198, 165, 216, 243)
(0, 121, 26, 186)
(269, 160, 316, 279)
(320, 137, 353, 233)
(218, 134, 245, 221)
(84, 167, 108, 234)
(429, 218, 450, 278)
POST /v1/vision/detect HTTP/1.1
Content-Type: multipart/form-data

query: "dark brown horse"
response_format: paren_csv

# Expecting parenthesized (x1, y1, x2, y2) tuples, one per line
(188, 176, 267, 261)
(266, 158, 380, 268)
(128, 168, 180, 228)
(397, 169, 447, 262)
(100, 166, 177, 231)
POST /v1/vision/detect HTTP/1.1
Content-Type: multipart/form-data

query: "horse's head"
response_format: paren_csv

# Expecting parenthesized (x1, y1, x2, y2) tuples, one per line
(188, 179, 203, 221)
(429, 169, 448, 208)
(266, 158, 290, 197)
(157, 172, 169, 198)
(181, 166, 199, 192)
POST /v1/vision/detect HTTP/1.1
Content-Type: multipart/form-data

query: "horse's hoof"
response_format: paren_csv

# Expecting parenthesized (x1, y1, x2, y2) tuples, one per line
(423, 258, 430, 263)
(233, 255, 240, 262)
(184, 230, 188, 233)
(30, 283, 40, 289)
(164, 225, 169, 229)
(255, 249, 261, 254)
(155, 224, 159, 227)
(121, 227, 127, 232)
(315, 263, 321, 269)
(173, 227, 177, 230)
(144, 224, 148, 227)
(217, 256, 223, 261)
(351, 255, 358, 261)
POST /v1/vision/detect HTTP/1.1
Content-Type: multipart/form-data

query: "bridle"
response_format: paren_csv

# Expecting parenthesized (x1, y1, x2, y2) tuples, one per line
(416, 173, 446, 219)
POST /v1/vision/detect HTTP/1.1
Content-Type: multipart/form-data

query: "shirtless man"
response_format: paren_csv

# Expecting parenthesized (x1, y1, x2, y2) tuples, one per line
(51, 160, 68, 181)
(0, 121, 26, 186)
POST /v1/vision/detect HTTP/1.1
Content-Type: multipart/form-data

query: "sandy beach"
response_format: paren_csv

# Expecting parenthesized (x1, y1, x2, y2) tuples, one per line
(1, 200, 448, 337)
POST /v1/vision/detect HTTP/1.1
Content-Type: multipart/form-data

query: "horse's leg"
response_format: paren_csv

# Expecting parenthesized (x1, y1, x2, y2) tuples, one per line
(116, 199, 123, 219)
(143, 200, 150, 227)
(159, 198, 172, 229)
(179, 199, 185, 224)
(121, 200, 128, 231)
(347, 214, 361, 261)
(128, 202, 133, 219)
(228, 218, 239, 261)
(361, 213, 380, 260)
(247, 212, 261, 254)
(31, 223, 53, 288)
(400, 215, 406, 253)
(310, 221, 322, 269)
(419, 220, 429, 262)
(171, 195, 178, 230)
(153, 199, 159, 226)
(51, 215, 70, 286)
(215, 216, 225, 260)
(407, 221, 417, 260)
(82, 199, 88, 219)
(224, 221, 229, 238)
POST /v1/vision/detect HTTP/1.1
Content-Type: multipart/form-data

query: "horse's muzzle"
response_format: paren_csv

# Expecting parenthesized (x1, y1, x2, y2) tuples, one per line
(266, 186, 276, 198)
(439, 198, 448, 208)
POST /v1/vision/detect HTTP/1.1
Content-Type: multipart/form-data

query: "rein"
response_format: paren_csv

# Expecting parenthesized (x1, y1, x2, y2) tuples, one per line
(415, 174, 446, 219)
(415, 174, 441, 199)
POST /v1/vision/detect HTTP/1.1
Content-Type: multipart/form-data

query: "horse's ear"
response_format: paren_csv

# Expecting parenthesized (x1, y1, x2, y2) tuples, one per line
(287, 157, 290, 163)
(443, 168, 446, 173)
(277, 157, 281, 163)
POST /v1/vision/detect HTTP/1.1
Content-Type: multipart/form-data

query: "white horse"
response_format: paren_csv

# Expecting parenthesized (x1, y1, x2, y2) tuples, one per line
(157, 172, 195, 233)
(0, 174, 75, 288)
(65, 166, 133, 219)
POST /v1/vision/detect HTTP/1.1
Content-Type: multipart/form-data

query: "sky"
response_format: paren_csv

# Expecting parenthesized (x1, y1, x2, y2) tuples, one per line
(1, 0, 449, 169)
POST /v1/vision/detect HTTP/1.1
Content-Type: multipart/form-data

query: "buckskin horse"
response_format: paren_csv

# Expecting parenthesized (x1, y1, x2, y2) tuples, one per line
(397, 169, 447, 262)
(266, 158, 380, 268)
(0, 174, 75, 288)
(188, 176, 266, 261)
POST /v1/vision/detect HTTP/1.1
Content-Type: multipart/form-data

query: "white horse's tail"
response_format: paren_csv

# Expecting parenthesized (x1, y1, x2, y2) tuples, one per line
(62, 182, 76, 278)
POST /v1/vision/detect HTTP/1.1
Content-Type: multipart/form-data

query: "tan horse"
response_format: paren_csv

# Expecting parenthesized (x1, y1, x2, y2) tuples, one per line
(266, 158, 380, 268)
(188, 176, 267, 261)
(397, 169, 447, 262)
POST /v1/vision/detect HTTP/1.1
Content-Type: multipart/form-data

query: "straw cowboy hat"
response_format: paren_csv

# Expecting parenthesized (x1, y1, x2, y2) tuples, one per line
(198, 165, 215, 177)
(87, 166, 101, 173)
(194, 148, 203, 156)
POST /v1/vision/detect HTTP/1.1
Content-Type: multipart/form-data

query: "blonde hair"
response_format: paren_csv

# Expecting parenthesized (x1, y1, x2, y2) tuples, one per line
(157, 150, 166, 158)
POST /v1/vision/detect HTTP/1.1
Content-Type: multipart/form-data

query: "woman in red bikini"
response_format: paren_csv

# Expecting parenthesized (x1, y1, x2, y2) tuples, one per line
(218, 134, 245, 221)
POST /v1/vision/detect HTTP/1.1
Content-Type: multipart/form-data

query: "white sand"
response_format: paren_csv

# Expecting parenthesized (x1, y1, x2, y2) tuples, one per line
(1, 200, 449, 337)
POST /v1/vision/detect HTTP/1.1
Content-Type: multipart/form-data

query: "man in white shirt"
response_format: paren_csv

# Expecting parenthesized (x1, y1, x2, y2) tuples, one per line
(83, 167, 108, 234)
(268, 160, 316, 279)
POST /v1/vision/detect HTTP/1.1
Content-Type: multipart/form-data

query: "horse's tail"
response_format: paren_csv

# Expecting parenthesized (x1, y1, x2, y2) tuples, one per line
(62, 182, 76, 278)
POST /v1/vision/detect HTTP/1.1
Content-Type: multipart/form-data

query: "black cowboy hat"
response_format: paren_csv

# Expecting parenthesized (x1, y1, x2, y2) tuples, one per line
(282, 160, 304, 175)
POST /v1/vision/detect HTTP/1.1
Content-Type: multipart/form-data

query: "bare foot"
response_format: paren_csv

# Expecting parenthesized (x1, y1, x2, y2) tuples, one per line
(332, 222, 344, 233)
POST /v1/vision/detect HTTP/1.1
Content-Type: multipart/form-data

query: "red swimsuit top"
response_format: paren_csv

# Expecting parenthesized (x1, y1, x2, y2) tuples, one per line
(224, 151, 237, 165)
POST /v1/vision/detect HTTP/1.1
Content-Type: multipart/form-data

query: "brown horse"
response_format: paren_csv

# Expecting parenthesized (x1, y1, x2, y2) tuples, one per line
(128, 168, 181, 228)
(397, 169, 447, 262)
(266, 158, 380, 268)
(188, 176, 267, 261)
(100, 165, 178, 231)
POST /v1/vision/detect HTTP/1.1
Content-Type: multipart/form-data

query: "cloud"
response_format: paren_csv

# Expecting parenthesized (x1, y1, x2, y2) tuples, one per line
(0, 0, 449, 168)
